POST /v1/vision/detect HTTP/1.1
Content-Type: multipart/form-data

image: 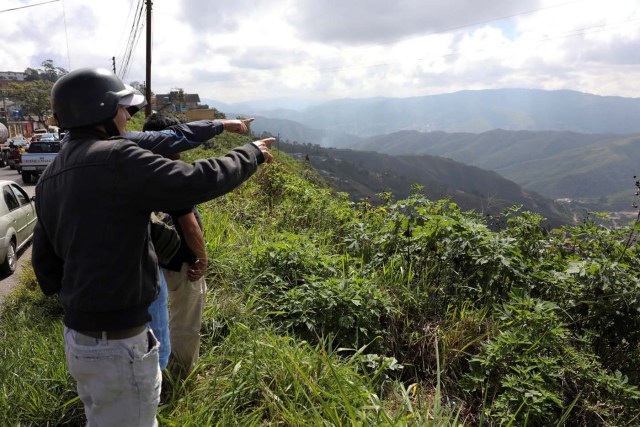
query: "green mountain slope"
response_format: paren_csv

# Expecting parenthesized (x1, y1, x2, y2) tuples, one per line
(278, 141, 573, 226)
(350, 130, 640, 210)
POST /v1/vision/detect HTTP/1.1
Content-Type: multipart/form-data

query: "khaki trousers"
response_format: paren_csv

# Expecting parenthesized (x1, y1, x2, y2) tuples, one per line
(163, 263, 206, 374)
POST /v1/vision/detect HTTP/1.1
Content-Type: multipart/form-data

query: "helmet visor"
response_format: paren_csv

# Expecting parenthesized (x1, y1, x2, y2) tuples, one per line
(116, 85, 147, 108)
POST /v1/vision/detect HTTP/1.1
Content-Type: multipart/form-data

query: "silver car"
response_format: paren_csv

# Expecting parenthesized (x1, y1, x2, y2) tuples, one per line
(0, 180, 37, 275)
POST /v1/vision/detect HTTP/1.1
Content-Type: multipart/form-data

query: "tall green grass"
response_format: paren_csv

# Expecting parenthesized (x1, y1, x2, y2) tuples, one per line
(1, 272, 459, 426)
(2, 135, 639, 425)
(0, 269, 83, 425)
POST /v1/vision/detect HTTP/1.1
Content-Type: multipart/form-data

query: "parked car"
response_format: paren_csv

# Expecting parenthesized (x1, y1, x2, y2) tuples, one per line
(0, 180, 37, 275)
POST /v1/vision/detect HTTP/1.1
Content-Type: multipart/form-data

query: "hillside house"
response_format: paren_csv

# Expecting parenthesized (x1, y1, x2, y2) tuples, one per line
(0, 71, 26, 91)
(153, 89, 202, 113)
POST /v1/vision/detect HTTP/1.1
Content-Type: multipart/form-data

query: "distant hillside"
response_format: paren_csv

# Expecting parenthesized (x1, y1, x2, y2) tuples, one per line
(249, 116, 358, 148)
(350, 130, 640, 211)
(249, 113, 640, 212)
(278, 141, 573, 227)
(236, 89, 640, 137)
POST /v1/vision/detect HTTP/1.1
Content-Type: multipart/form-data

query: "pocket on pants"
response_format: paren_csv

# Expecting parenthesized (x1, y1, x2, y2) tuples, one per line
(128, 329, 160, 360)
(163, 268, 181, 292)
(131, 330, 162, 409)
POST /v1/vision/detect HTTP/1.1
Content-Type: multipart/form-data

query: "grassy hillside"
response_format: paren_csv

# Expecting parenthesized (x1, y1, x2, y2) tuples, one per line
(2, 131, 640, 425)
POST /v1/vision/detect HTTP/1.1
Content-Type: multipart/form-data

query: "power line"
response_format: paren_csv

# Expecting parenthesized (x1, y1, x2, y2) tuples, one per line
(118, 0, 142, 78)
(118, 0, 146, 81)
(123, 0, 145, 79)
(114, 0, 141, 67)
(1, 0, 70, 70)
(60, 0, 71, 70)
(0, 0, 59, 14)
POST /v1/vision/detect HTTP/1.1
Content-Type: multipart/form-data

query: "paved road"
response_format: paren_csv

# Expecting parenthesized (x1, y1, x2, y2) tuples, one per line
(0, 164, 36, 304)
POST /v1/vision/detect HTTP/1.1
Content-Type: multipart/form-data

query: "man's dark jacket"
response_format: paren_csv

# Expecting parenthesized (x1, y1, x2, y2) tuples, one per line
(32, 127, 264, 331)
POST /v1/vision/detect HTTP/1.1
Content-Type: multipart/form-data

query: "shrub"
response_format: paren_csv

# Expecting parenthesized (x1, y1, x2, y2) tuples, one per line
(250, 235, 394, 349)
(462, 290, 640, 425)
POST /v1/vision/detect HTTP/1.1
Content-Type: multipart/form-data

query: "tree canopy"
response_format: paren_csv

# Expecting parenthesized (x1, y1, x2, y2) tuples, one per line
(8, 80, 53, 124)
(24, 60, 68, 83)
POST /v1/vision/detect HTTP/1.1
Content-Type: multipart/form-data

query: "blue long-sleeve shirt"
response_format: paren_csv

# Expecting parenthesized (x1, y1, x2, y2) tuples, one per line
(124, 120, 224, 155)
(60, 119, 225, 156)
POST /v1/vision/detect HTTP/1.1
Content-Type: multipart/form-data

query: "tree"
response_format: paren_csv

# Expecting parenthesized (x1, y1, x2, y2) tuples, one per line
(24, 60, 68, 83)
(129, 81, 154, 96)
(8, 81, 53, 124)
(211, 107, 226, 119)
(41, 60, 68, 82)
(23, 68, 40, 81)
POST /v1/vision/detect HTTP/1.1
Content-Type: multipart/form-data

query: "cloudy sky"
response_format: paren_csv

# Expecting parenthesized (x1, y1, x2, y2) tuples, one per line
(1, 0, 639, 105)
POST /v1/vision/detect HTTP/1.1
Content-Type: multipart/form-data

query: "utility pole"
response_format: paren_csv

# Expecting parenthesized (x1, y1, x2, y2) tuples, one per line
(112, 56, 116, 74)
(1, 94, 7, 127)
(145, 0, 152, 117)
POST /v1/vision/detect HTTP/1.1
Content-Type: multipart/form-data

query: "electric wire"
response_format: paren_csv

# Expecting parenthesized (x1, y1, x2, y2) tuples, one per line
(118, 0, 144, 80)
(114, 0, 141, 74)
(0, 0, 59, 14)
(60, 0, 71, 70)
(118, 0, 145, 81)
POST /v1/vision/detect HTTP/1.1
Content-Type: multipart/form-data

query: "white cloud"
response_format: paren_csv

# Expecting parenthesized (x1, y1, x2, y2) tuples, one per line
(287, 0, 543, 45)
(0, 0, 639, 103)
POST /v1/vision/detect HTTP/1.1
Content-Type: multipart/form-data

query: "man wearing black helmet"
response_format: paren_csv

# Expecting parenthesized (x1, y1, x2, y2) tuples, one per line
(32, 67, 274, 426)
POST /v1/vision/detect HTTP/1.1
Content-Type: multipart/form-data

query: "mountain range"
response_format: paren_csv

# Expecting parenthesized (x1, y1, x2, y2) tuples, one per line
(214, 88, 640, 219)
(220, 88, 640, 136)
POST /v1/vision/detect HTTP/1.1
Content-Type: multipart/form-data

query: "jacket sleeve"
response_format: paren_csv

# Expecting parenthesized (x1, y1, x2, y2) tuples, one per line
(32, 221, 64, 295)
(112, 140, 265, 213)
(124, 120, 225, 156)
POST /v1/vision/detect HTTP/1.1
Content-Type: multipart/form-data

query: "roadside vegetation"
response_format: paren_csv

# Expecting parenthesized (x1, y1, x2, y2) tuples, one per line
(1, 129, 639, 426)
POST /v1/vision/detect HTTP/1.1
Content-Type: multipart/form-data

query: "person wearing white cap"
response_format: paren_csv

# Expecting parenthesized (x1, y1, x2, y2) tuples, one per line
(32, 67, 274, 426)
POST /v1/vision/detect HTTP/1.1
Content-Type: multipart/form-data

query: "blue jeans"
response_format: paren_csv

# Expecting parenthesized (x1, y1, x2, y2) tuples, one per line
(64, 326, 161, 426)
(148, 270, 171, 370)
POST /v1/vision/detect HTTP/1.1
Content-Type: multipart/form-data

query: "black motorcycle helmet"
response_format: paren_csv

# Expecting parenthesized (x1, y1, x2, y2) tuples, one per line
(51, 67, 146, 132)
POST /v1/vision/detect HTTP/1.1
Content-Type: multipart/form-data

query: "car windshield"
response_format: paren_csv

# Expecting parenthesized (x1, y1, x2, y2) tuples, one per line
(39, 133, 58, 142)
(27, 142, 61, 153)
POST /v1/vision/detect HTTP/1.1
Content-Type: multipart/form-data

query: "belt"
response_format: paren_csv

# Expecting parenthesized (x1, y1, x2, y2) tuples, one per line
(76, 325, 147, 340)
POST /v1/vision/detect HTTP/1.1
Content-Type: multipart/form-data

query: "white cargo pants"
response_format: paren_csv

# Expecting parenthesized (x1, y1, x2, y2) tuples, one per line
(64, 326, 161, 427)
